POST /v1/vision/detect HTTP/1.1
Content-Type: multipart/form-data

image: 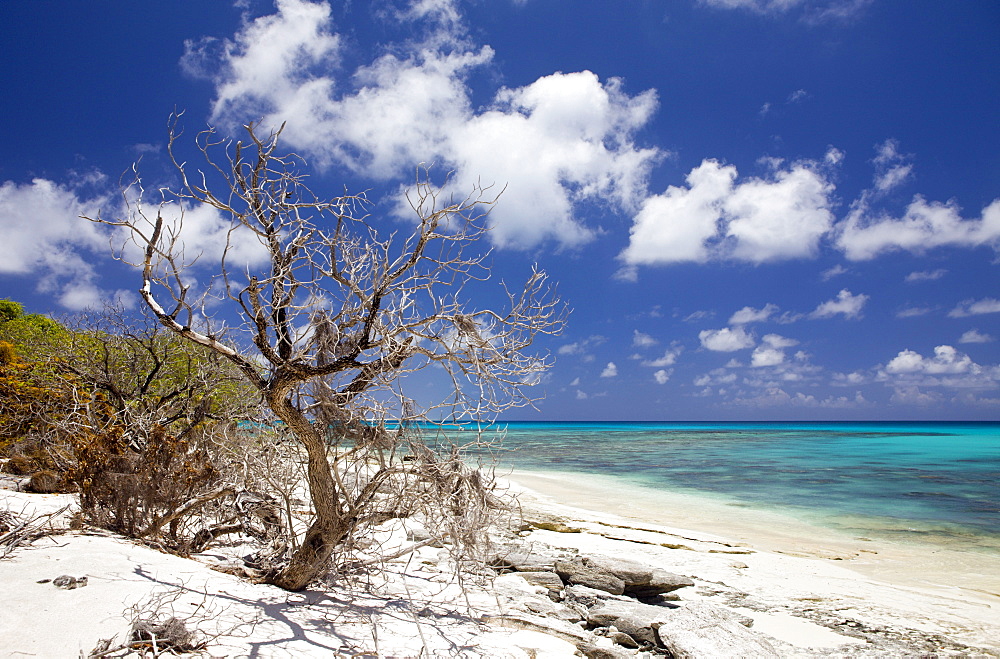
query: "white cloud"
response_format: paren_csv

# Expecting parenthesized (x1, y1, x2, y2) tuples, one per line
(871, 139, 913, 194)
(569, 377, 581, 387)
(949, 298, 1000, 318)
(620, 160, 734, 264)
(698, 0, 871, 21)
(833, 370, 867, 386)
(575, 389, 588, 400)
(809, 289, 868, 319)
(653, 369, 671, 384)
(0, 177, 128, 310)
(959, 329, 993, 344)
(641, 346, 682, 367)
(694, 368, 738, 387)
(558, 335, 607, 360)
(0, 178, 105, 275)
(787, 89, 808, 103)
(190, 0, 661, 251)
(620, 157, 835, 265)
(698, 0, 803, 12)
(896, 306, 932, 318)
(729, 303, 779, 325)
(837, 196, 1000, 260)
(729, 387, 868, 409)
(699, 326, 755, 352)
(885, 345, 975, 376)
(122, 200, 272, 272)
(905, 269, 947, 283)
(723, 159, 836, 262)
(632, 330, 658, 348)
(762, 333, 798, 348)
(890, 386, 942, 406)
(820, 264, 847, 280)
(750, 346, 785, 367)
(600, 362, 618, 378)
(195, 0, 342, 126)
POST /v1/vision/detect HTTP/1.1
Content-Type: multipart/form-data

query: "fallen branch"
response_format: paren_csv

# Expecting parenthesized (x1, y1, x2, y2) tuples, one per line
(0, 504, 71, 558)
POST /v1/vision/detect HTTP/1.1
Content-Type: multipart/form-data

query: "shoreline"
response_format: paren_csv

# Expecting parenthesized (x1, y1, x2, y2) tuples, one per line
(501, 468, 1000, 652)
(2, 474, 999, 655)
(503, 467, 1000, 593)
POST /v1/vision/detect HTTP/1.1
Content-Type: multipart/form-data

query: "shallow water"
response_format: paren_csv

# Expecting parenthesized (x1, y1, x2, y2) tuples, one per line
(463, 421, 1000, 551)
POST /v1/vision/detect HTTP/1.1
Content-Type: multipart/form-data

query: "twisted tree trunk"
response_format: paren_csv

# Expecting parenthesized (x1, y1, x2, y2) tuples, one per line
(264, 381, 349, 591)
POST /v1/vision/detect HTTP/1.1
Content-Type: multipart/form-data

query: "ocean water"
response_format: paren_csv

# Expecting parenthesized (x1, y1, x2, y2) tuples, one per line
(466, 421, 1000, 550)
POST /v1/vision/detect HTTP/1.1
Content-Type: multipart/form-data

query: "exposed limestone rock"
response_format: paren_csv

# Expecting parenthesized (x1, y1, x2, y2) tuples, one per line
(521, 512, 584, 533)
(562, 584, 631, 612)
(519, 594, 584, 623)
(580, 642, 638, 658)
(555, 557, 626, 595)
(486, 612, 598, 649)
(518, 570, 565, 592)
(655, 602, 777, 658)
(585, 554, 694, 598)
(489, 547, 562, 572)
(586, 598, 674, 646)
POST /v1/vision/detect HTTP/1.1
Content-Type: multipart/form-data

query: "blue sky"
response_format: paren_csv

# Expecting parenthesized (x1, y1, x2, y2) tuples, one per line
(2, 0, 999, 420)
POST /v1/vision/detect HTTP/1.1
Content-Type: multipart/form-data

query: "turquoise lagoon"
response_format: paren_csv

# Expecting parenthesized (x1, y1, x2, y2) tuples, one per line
(460, 421, 1000, 550)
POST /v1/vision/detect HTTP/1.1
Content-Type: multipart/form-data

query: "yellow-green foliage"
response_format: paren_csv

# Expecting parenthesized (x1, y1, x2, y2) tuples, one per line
(0, 343, 69, 455)
(0, 299, 23, 324)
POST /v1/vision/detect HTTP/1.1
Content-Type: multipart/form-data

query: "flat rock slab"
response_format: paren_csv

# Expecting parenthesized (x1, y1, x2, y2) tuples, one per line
(585, 554, 694, 597)
(555, 558, 626, 595)
(656, 603, 777, 658)
(517, 570, 565, 592)
(586, 598, 674, 646)
(490, 548, 561, 573)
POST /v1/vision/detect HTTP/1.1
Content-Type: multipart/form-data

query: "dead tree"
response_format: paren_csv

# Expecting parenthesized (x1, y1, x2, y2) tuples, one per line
(90, 114, 567, 590)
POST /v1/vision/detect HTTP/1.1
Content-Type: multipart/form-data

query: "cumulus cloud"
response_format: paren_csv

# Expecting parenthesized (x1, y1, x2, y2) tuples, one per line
(653, 369, 671, 384)
(693, 368, 738, 387)
(0, 177, 128, 310)
(699, 326, 755, 352)
(762, 333, 798, 348)
(959, 329, 993, 344)
(750, 346, 785, 367)
(949, 298, 1000, 318)
(558, 335, 607, 361)
(0, 178, 106, 275)
(879, 345, 999, 390)
(729, 387, 868, 409)
(641, 346, 682, 367)
(632, 330, 658, 348)
(188, 0, 661, 250)
(600, 362, 618, 378)
(835, 141, 1000, 259)
(890, 386, 941, 406)
(620, 156, 835, 266)
(837, 196, 1000, 261)
(885, 345, 975, 375)
(729, 303, 779, 325)
(809, 289, 868, 319)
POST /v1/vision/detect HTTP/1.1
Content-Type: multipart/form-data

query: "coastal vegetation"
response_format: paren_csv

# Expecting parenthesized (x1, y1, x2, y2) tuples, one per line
(1, 115, 567, 593)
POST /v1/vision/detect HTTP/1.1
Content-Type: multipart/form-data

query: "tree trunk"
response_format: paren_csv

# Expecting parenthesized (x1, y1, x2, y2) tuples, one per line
(264, 386, 348, 591)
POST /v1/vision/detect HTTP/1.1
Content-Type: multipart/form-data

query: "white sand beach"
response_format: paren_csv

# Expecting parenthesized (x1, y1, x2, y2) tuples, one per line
(1, 472, 998, 657)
